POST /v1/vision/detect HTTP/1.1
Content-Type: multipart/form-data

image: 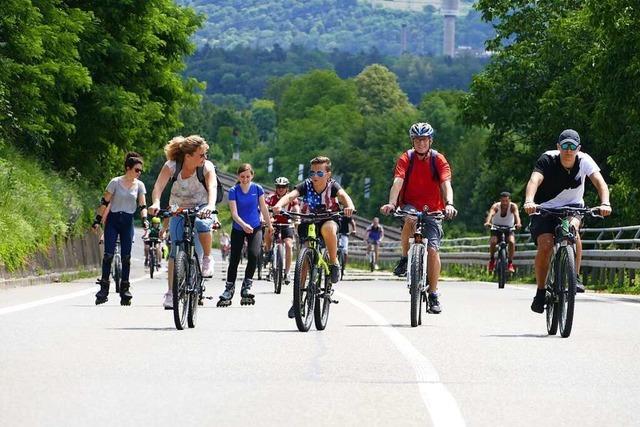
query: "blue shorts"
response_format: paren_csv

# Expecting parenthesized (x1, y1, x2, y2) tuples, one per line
(169, 207, 214, 259)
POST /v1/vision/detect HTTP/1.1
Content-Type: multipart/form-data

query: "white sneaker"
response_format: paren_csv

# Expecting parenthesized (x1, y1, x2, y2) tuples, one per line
(202, 255, 214, 278)
(163, 292, 173, 310)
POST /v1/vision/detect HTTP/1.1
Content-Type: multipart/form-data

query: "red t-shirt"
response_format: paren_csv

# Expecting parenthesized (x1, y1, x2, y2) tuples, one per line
(265, 193, 299, 224)
(393, 150, 452, 212)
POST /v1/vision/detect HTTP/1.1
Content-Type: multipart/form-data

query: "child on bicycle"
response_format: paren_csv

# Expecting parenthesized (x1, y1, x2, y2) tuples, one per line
(143, 216, 163, 269)
(271, 156, 355, 317)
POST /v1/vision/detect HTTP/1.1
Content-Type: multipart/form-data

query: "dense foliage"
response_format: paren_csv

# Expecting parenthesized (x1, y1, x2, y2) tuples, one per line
(177, 0, 492, 56)
(0, 0, 202, 185)
(464, 0, 640, 225)
(0, 141, 95, 271)
(186, 44, 489, 104)
(180, 66, 491, 234)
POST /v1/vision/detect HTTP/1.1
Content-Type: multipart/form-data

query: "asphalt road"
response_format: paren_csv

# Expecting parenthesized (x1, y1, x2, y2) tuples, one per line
(2, 240, 640, 427)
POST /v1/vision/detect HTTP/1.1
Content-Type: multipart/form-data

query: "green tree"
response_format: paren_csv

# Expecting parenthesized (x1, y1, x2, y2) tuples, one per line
(354, 64, 412, 116)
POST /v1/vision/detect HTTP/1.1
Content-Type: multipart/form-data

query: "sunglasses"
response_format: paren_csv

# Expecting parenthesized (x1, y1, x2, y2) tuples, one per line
(134, 168, 143, 173)
(309, 170, 326, 178)
(559, 142, 579, 151)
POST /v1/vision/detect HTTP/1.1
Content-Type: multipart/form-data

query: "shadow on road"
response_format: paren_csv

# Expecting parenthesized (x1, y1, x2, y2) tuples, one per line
(345, 324, 422, 328)
(482, 333, 552, 338)
(107, 327, 176, 331)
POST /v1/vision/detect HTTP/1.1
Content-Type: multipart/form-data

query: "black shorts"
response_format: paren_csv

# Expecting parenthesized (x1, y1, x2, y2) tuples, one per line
(298, 219, 338, 241)
(529, 214, 582, 245)
(273, 225, 294, 240)
(490, 229, 514, 239)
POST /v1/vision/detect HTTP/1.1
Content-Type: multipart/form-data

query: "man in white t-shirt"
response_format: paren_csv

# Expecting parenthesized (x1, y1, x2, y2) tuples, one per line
(523, 129, 612, 313)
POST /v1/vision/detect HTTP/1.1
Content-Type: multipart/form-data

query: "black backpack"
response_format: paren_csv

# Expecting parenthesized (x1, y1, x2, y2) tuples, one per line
(171, 160, 224, 204)
(396, 148, 440, 206)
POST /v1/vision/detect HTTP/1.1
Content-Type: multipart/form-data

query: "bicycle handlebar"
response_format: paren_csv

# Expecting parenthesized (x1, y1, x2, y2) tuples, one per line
(532, 206, 604, 219)
(280, 209, 355, 222)
(391, 208, 446, 220)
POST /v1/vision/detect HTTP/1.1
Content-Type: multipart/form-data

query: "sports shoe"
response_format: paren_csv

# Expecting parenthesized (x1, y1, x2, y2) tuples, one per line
(393, 256, 408, 277)
(163, 291, 173, 310)
(284, 273, 290, 285)
(330, 263, 340, 284)
(507, 262, 515, 273)
(530, 295, 545, 313)
(427, 292, 442, 314)
(287, 304, 295, 319)
(576, 275, 585, 293)
(488, 258, 496, 272)
(202, 255, 214, 278)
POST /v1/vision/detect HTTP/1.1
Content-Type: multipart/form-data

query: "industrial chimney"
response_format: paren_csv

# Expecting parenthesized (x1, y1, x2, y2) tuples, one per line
(442, 0, 459, 57)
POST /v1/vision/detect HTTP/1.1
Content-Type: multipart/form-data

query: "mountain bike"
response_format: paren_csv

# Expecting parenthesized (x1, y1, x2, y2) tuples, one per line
(269, 223, 291, 294)
(490, 225, 515, 289)
(393, 208, 446, 327)
(284, 210, 350, 332)
(533, 206, 603, 338)
(161, 206, 218, 330)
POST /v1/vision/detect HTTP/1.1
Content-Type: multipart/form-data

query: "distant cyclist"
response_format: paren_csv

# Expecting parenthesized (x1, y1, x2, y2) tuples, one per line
(484, 192, 521, 273)
(380, 122, 457, 314)
(337, 214, 356, 270)
(365, 217, 385, 270)
(523, 129, 611, 313)
(143, 216, 163, 269)
(92, 152, 147, 306)
(264, 176, 300, 284)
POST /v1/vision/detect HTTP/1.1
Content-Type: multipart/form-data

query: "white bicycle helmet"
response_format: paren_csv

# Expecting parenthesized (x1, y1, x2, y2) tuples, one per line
(409, 122, 434, 138)
(274, 176, 290, 186)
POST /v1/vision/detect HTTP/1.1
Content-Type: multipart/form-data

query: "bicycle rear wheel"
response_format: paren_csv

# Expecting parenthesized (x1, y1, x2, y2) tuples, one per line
(149, 250, 155, 279)
(497, 248, 507, 289)
(172, 249, 189, 330)
(274, 244, 283, 294)
(293, 248, 315, 332)
(113, 255, 122, 293)
(187, 255, 200, 328)
(410, 245, 425, 327)
(557, 246, 577, 338)
(257, 247, 263, 280)
(314, 253, 331, 330)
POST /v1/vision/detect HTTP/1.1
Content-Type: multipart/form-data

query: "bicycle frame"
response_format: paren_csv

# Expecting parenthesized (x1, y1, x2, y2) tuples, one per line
(305, 222, 331, 278)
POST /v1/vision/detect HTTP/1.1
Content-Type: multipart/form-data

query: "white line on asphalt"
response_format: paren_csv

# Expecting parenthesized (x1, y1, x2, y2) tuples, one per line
(337, 290, 466, 427)
(0, 276, 147, 316)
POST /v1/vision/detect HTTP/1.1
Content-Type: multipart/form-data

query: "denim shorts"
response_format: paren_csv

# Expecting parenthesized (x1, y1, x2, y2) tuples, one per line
(169, 207, 214, 259)
(401, 204, 444, 251)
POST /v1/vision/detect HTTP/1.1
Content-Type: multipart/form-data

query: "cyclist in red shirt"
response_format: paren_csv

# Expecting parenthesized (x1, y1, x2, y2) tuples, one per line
(380, 122, 457, 314)
(264, 177, 300, 284)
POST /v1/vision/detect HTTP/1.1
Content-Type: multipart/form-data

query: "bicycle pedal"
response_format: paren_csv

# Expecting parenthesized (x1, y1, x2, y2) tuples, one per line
(331, 299, 339, 304)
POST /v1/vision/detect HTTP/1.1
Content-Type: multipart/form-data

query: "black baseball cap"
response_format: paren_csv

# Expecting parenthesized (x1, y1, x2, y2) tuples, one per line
(558, 129, 581, 146)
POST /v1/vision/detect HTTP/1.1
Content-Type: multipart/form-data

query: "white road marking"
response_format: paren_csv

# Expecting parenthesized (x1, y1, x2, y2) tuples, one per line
(337, 290, 466, 427)
(0, 276, 147, 316)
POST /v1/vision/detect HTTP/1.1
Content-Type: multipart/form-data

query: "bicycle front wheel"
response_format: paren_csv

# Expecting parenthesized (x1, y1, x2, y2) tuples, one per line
(172, 249, 189, 330)
(410, 245, 425, 327)
(257, 247, 263, 280)
(314, 253, 331, 330)
(546, 259, 559, 336)
(293, 247, 315, 332)
(497, 248, 507, 289)
(557, 245, 577, 338)
(338, 249, 345, 280)
(274, 244, 283, 294)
